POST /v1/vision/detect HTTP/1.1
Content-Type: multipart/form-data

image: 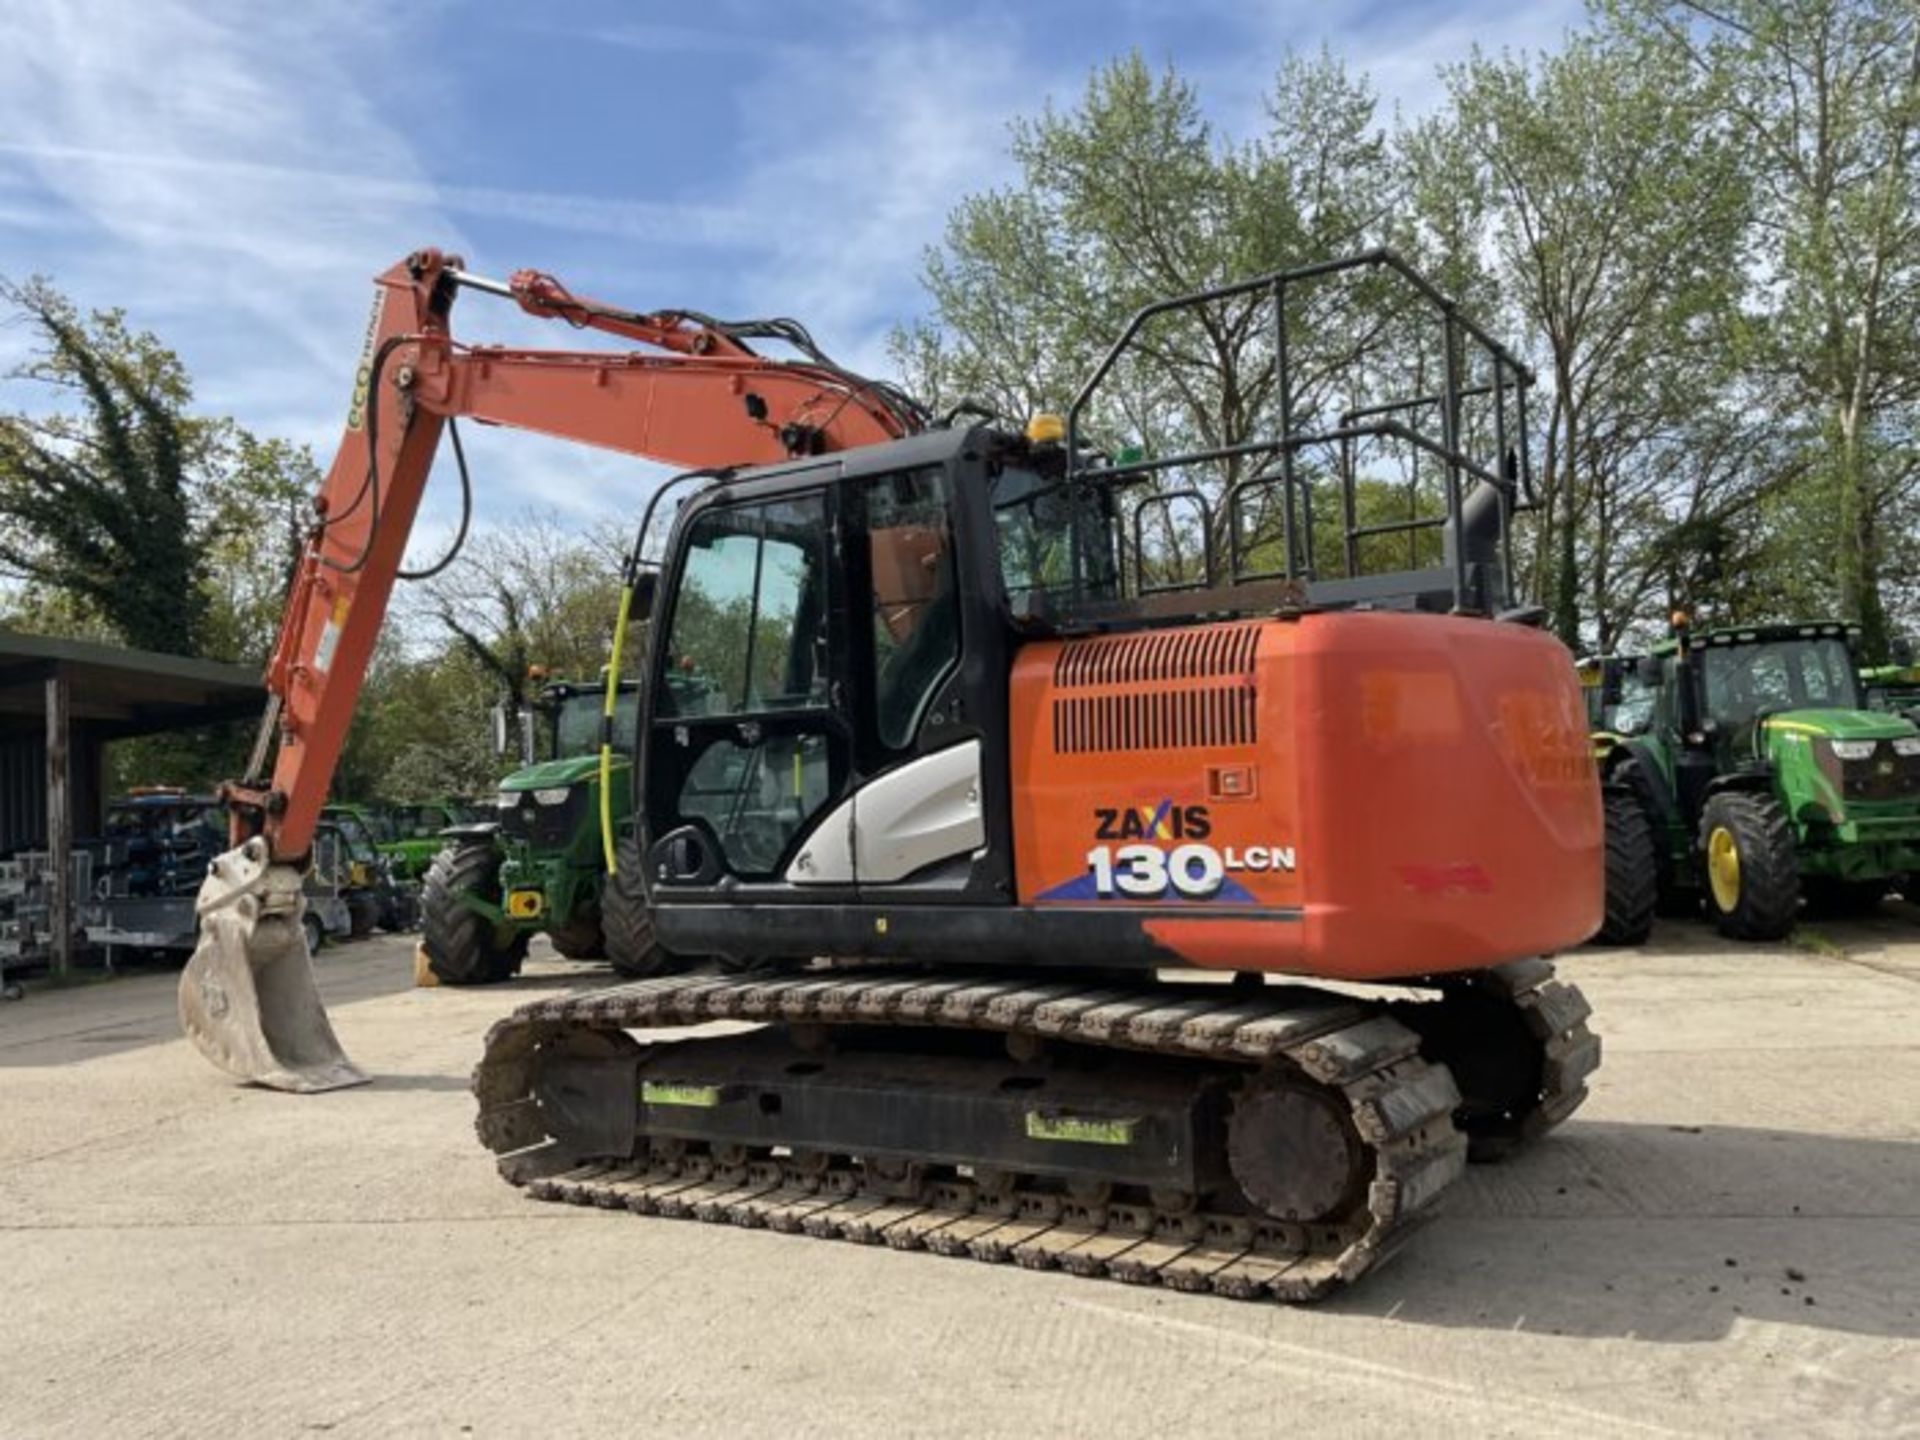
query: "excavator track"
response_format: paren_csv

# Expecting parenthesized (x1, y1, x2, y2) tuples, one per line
(473, 961, 1591, 1302)
(1391, 957, 1602, 1161)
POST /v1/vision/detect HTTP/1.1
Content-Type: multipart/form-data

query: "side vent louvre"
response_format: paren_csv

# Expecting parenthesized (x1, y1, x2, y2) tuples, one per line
(1053, 623, 1261, 688)
(1051, 623, 1261, 754)
(1053, 688, 1257, 753)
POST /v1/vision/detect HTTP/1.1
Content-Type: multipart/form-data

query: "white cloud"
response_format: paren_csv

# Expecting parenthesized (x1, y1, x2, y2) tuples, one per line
(0, 0, 697, 543)
(711, 16, 1059, 378)
(0, 1, 449, 461)
(0, 0, 1595, 559)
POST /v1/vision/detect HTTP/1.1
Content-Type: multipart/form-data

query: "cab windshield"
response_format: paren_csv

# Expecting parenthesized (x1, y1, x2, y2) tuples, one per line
(1701, 638, 1861, 727)
(329, 813, 377, 861)
(550, 688, 640, 759)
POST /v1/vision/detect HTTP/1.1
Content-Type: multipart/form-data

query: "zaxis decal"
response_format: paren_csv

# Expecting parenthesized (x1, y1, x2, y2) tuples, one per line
(1094, 802, 1210, 841)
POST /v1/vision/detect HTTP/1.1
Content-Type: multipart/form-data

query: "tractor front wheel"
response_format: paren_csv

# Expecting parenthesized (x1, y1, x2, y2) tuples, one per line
(1595, 789, 1658, 945)
(1698, 792, 1800, 942)
(422, 839, 529, 985)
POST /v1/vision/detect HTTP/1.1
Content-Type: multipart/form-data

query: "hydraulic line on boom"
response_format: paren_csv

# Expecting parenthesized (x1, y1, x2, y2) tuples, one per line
(180, 249, 921, 1090)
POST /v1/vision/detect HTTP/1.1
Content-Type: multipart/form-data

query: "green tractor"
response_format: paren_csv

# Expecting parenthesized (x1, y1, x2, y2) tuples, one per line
(1578, 654, 1662, 945)
(1599, 619, 1920, 942)
(420, 677, 657, 984)
(319, 805, 417, 935)
(1579, 654, 1658, 762)
(370, 798, 482, 882)
(1862, 643, 1920, 726)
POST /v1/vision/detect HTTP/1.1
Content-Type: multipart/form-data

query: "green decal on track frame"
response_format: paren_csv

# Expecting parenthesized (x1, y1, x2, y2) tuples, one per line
(642, 1081, 726, 1109)
(1025, 1112, 1138, 1146)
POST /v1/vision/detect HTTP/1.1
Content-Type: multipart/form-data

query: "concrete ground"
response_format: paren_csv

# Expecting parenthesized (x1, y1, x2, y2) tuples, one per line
(2, 917, 1917, 1440)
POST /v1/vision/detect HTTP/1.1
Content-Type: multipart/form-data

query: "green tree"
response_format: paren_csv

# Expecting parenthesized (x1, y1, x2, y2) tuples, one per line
(893, 52, 1420, 581)
(319, 510, 629, 801)
(407, 511, 624, 716)
(1611, 0, 1920, 655)
(0, 276, 317, 662)
(1433, 33, 1751, 650)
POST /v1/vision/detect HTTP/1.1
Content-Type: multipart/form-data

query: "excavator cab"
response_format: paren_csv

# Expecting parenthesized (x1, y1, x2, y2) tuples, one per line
(626, 251, 1591, 979)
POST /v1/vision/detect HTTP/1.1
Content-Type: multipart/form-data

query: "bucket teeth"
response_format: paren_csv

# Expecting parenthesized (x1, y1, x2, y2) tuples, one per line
(178, 839, 367, 1093)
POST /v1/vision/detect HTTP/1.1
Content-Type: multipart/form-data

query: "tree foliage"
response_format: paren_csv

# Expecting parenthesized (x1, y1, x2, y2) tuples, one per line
(902, 12, 1920, 656)
(0, 277, 312, 658)
(1437, 32, 1752, 648)
(13, 2, 1920, 820)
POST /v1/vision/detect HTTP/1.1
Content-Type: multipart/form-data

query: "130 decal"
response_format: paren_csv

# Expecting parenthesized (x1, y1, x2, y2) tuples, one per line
(1083, 840, 1296, 899)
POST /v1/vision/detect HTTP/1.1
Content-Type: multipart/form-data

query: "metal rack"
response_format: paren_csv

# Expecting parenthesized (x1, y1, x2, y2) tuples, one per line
(0, 849, 93, 997)
(1062, 248, 1537, 623)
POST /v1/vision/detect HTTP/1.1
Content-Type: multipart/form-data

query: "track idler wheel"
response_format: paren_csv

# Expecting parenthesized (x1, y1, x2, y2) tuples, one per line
(1226, 1076, 1369, 1225)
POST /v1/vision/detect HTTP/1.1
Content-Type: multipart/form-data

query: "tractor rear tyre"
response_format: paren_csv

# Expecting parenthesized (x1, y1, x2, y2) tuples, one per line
(422, 839, 529, 985)
(547, 917, 606, 961)
(1698, 792, 1800, 942)
(345, 892, 379, 940)
(604, 833, 676, 978)
(1595, 789, 1658, 945)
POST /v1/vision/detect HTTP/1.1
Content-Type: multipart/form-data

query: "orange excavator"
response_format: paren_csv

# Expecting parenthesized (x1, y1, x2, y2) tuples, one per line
(184, 247, 1602, 1301)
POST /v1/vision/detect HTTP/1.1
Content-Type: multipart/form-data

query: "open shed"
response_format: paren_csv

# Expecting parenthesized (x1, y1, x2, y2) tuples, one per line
(0, 628, 263, 976)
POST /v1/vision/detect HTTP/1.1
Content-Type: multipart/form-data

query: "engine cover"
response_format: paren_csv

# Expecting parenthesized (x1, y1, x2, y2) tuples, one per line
(1007, 611, 1601, 979)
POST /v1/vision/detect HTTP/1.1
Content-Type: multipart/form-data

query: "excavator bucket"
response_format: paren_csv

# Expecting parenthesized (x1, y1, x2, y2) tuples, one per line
(178, 837, 368, 1092)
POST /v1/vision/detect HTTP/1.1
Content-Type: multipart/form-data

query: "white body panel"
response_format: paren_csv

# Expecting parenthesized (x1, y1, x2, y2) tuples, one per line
(786, 739, 984, 886)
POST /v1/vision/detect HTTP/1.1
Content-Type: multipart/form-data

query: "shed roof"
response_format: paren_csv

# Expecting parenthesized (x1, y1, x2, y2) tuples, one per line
(0, 628, 264, 740)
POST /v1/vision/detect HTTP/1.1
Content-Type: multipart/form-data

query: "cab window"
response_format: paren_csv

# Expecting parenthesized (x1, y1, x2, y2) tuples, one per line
(660, 496, 830, 718)
(864, 469, 959, 749)
(989, 464, 1120, 607)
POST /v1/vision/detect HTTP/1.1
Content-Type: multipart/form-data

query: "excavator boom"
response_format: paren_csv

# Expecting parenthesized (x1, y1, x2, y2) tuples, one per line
(181, 248, 916, 1090)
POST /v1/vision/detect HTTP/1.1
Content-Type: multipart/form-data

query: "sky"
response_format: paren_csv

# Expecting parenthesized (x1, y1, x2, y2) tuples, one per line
(0, 0, 1585, 549)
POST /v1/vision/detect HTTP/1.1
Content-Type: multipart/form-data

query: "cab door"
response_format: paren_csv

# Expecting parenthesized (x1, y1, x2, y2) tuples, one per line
(643, 484, 858, 899)
(845, 465, 982, 891)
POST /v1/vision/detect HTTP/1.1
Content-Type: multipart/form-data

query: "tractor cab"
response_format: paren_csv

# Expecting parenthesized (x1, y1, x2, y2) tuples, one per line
(540, 679, 642, 765)
(1862, 641, 1920, 724)
(1690, 626, 1865, 749)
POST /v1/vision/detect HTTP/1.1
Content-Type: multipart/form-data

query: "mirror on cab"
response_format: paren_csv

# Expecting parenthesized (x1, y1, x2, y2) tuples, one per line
(489, 701, 509, 756)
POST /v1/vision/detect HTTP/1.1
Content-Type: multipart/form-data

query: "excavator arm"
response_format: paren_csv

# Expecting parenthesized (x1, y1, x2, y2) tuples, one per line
(181, 247, 917, 1091)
